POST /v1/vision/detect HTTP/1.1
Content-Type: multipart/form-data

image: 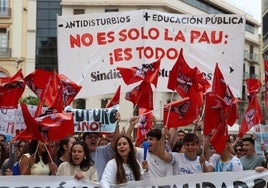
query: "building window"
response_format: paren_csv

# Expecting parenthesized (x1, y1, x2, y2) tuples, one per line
(245, 23, 254, 34)
(0, 28, 9, 57)
(0, 0, 8, 10)
(35, 0, 61, 71)
(101, 99, 108, 108)
(73, 9, 85, 15)
(249, 65, 255, 78)
(74, 98, 86, 109)
(0, 70, 6, 77)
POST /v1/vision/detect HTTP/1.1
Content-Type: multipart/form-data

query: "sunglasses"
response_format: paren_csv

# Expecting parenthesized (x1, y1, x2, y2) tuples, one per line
(235, 149, 243, 152)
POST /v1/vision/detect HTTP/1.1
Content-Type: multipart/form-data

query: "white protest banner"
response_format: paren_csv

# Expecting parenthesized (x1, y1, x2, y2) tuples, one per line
(0, 170, 267, 188)
(57, 10, 245, 98)
(118, 170, 268, 188)
(65, 104, 119, 133)
(0, 175, 99, 187)
(0, 105, 47, 140)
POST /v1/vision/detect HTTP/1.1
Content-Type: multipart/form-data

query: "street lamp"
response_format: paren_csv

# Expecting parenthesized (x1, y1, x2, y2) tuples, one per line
(15, 57, 24, 71)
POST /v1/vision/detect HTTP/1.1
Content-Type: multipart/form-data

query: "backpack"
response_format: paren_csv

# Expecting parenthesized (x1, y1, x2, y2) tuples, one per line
(12, 162, 20, 175)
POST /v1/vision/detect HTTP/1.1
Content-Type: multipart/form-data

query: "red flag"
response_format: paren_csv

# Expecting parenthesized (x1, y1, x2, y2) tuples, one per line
(0, 69, 26, 109)
(106, 85, 121, 108)
(265, 60, 268, 107)
(196, 69, 211, 93)
(246, 78, 261, 96)
(167, 48, 197, 97)
(24, 69, 53, 101)
(163, 97, 193, 127)
(136, 108, 153, 146)
(44, 70, 61, 107)
(125, 81, 153, 110)
(225, 86, 239, 126)
(211, 65, 238, 126)
(13, 129, 32, 141)
(21, 102, 74, 142)
(117, 60, 160, 87)
(212, 63, 226, 97)
(50, 74, 82, 112)
(210, 120, 229, 154)
(21, 102, 45, 141)
(203, 92, 228, 135)
(238, 95, 262, 138)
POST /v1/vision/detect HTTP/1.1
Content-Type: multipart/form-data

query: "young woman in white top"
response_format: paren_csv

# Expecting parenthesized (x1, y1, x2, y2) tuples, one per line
(100, 135, 149, 188)
(56, 140, 98, 181)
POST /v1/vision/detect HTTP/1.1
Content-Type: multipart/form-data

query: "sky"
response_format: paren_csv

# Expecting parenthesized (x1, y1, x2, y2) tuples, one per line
(225, 0, 261, 22)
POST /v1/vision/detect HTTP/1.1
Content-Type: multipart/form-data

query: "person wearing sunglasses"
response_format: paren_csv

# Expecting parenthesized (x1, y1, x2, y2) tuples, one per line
(234, 143, 244, 158)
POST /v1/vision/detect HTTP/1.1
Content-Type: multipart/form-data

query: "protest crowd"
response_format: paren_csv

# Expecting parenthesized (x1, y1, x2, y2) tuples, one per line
(0, 47, 266, 187)
(0, 119, 266, 188)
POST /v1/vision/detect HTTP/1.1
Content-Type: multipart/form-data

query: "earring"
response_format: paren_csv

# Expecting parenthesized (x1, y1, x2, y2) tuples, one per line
(84, 156, 86, 160)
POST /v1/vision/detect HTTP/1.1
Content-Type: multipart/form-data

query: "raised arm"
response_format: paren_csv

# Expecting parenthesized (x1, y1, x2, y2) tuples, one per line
(156, 126, 173, 162)
(125, 116, 138, 139)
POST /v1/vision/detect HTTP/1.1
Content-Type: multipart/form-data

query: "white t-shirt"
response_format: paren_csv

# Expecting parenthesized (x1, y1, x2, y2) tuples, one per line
(56, 161, 98, 181)
(208, 153, 243, 172)
(136, 147, 173, 178)
(172, 152, 203, 175)
(100, 158, 148, 188)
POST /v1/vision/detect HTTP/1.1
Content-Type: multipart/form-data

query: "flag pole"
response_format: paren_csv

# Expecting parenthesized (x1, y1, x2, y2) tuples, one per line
(164, 91, 175, 128)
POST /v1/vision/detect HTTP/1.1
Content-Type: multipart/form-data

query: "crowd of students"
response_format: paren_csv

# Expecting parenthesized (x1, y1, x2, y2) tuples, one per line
(0, 115, 266, 187)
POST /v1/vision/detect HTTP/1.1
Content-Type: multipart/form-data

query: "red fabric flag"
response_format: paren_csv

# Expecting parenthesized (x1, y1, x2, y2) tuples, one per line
(21, 102, 45, 141)
(125, 81, 153, 110)
(25, 69, 63, 115)
(238, 95, 262, 138)
(44, 70, 61, 107)
(51, 74, 82, 112)
(21, 102, 74, 142)
(210, 120, 229, 154)
(117, 60, 160, 87)
(246, 78, 261, 96)
(203, 92, 228, 135)
(225, 86, 239, 126)
(136, 108, 153, 146)
(106, 85, 121, 108)
(211, 65, 238, 126)
(163, 97, 195, 127)
(167, 48, 197, 97)
(265, 60, 268, 107)
(196, 69, 211, 93)
(24, 69, 53, 101)
(0, 69, 26, 109)
(13, 129, 32, 141)
(212, 63, 226, 97)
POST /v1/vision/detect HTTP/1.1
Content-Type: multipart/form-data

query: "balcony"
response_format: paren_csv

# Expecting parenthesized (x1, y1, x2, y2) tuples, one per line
(0, 47, 11, 57)
(0, 7, 11, 17)
(243, 72, 260, 79)
(244, 50, 259, 63)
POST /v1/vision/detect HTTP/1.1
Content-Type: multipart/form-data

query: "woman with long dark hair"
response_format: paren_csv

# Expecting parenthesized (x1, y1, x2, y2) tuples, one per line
(56, 140, 98, 181)
(100, 135, 149, 188)
(19, 140, 57, 175)
(54, 135, 76, 167)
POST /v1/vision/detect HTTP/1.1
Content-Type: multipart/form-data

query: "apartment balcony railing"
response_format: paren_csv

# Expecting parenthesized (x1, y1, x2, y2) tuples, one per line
(0, 47, 11, 57)
(0, 7, 11, 17)
(243, 72, 260, 79)
(244, 50, 259, 63)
